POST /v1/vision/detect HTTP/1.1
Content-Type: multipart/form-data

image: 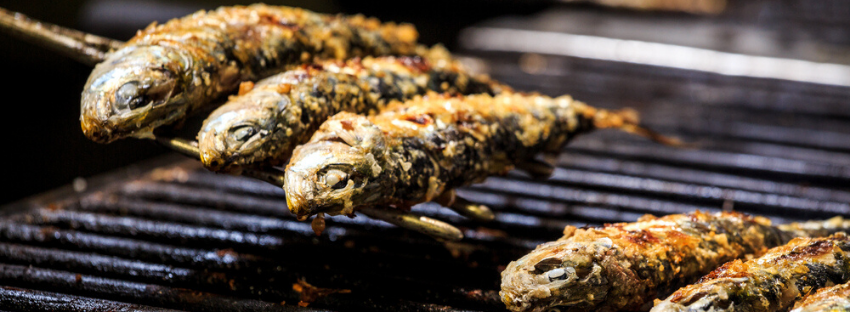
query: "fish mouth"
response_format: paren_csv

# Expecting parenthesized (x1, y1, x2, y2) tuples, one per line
(199, 132, 247, 173)
(283, 172, 312, 218)
(203, 156, 244, 174)
(79, 98, 165, 143)
(80, 115, 113, 144)
(284, 167, 334, 219)
(199, 149, 228, 171)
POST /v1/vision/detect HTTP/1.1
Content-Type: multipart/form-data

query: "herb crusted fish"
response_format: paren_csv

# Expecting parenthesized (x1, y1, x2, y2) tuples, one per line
(81, 4, 418, 143)
(198, 46, 504, 173)
(282, 91, 665, 219)
(653, 232, 850, 312)
(790, 282, 850, 312)
(500, 212, 850, 312)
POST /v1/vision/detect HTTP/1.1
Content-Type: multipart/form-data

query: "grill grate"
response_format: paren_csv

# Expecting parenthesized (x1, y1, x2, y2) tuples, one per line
(4, 7, 850, 312)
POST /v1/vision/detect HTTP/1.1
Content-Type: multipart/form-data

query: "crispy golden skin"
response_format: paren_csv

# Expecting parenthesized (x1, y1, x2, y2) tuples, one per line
(501, 211, 789, 312)
(654, 233, 850, 312)
(283, 91, 642, 219)
(198, 46, 504, 173)
(501, 212, 850, 312)
(791, 282, 850, 312)
(81, 4, 418, 143)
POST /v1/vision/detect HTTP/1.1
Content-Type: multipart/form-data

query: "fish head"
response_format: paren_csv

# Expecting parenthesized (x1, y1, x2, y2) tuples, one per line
(284, 113, 389, 219)
(81, 46, 187, 143)
(500, 236, 615, 312)
(199, 91, 284, 172)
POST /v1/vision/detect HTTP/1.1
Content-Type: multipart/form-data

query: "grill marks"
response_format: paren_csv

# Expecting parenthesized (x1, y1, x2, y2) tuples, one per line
(2, 149, 850, 311)
(0, 181, 520, 311)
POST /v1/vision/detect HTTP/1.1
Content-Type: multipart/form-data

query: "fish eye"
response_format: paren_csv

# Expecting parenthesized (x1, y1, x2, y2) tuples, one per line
(114, 81, 148, 111)
(227, 124, 258, 145)
(532, 257, 562, 273)
(323, 169, 349, 190)
(546, 268, 567, 281)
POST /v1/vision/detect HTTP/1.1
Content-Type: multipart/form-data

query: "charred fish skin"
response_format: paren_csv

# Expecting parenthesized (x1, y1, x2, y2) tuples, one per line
(80, 4, 418, 143)
(500, 211, 792, 312)
(198, 47, 503, 173)
(282, 91, 635, 218)
(790, 282, 850, 312)
(653, 233, 850, 312)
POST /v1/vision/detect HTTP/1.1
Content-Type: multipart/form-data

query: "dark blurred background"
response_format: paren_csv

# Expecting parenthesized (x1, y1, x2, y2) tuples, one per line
(2, 0, 850, 205)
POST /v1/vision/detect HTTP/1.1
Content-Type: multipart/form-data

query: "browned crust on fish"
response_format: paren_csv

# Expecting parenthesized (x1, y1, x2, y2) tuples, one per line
(284, 91, 627, 217)
(198, 46, 505, 172)
(653, 233, 850, 312)
(500, 211, 788, 312)
(791, 282, 850, 312)
(82, 4, 418, 142)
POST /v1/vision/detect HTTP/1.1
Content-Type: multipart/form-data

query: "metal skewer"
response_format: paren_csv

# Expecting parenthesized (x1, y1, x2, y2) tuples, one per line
(516, 159, 555, 180)
(435, 190, 494, 222)
(0, 7, 122, 65)
(359, 207, 464, 241)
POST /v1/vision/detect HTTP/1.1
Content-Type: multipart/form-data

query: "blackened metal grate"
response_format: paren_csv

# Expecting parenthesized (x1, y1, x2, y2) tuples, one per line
(4, 8, 850, 312)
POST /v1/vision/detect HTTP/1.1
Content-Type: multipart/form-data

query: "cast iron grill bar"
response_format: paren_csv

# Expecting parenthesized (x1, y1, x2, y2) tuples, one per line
(76, 194, 300, 234)
(480, 54, 850, 118)
(569, 133, 850, 177)
(554, 152, 850, 203)
(0, 264, 314, 312)
(0, 243, 244, 297)
(23, 208, 301, 253)
(566, 140, 850, 184)
(0, 242, 504, 311)
(10, 203, 528, 284)
(0, 286, 179, 312)
(1, 209, 514, 309)
(542, 168, 850, 217)
(1, 212, 512, 309)
(119, 181, 291, 218)
(0, 221, 264, 271)
(468, 178, 719, 216)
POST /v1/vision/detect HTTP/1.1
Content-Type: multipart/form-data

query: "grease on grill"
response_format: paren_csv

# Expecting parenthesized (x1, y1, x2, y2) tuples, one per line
(292, 279, 352, 307)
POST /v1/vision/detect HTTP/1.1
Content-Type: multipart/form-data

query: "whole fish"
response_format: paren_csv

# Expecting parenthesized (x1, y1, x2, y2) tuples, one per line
(198, 46, 504, 173)
(653, 232, 850, 312)
(500, 212, 850, 312)
(80, 4, 418, 143)
(790, 282, 850, 312)
(283, 91, 666, 219)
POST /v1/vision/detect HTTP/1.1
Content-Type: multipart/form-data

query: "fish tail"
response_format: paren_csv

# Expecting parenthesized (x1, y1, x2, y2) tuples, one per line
(578, 105, 683, 146)
(778, 216, 850, 240)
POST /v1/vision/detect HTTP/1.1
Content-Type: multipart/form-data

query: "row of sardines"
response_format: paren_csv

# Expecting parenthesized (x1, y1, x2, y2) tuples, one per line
(74, 4, 662, 223)
(502, 211, 850, 312)
(8, 3, 850, 312)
